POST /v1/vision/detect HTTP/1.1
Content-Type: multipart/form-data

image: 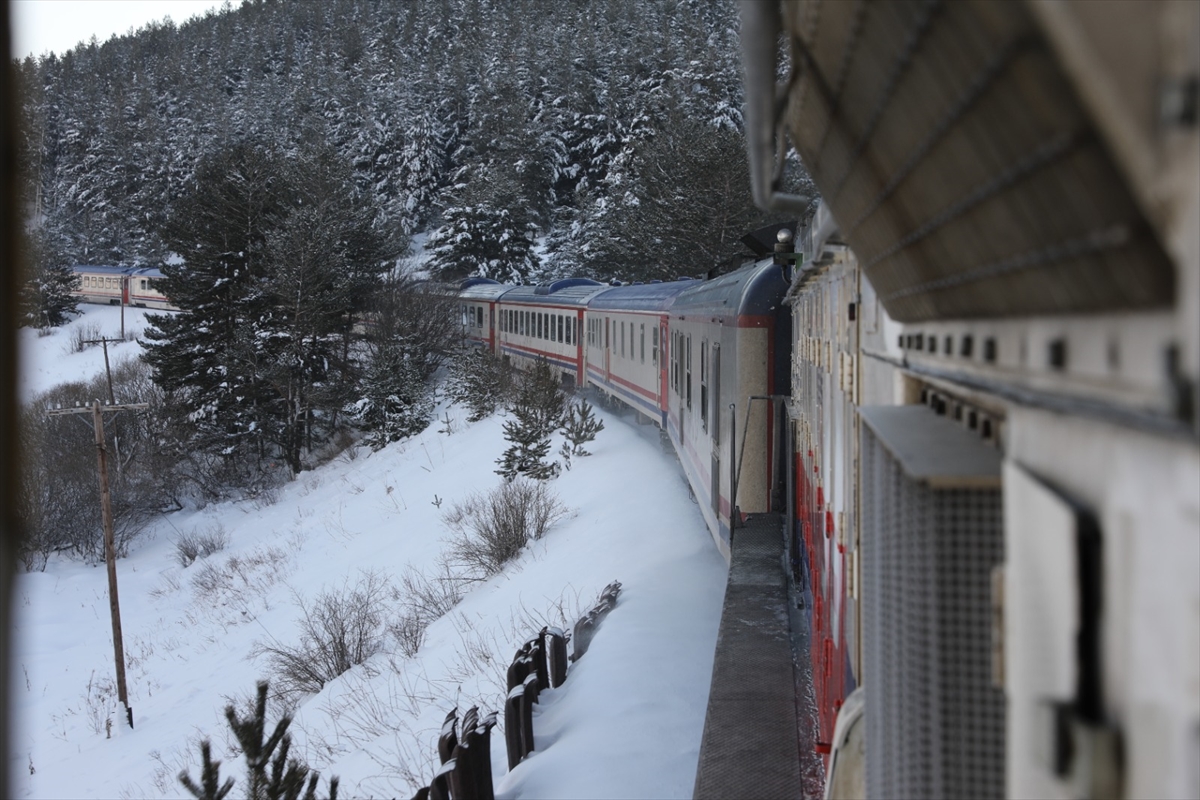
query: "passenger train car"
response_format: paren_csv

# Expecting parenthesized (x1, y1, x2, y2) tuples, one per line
(460, 262, 791, 558)
(72, 265, 176, 310)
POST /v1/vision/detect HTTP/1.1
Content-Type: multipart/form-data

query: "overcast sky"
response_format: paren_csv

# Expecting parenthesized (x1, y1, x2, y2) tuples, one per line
(11, 0, 227, 61)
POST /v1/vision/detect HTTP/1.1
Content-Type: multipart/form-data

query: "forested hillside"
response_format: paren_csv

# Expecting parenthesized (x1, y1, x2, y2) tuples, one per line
(15, 0, 798, 285)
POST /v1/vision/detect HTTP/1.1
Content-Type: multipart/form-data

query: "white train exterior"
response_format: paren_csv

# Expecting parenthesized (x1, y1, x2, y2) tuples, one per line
(71, 265, 175, 310)
(741, 2, 1200, 799)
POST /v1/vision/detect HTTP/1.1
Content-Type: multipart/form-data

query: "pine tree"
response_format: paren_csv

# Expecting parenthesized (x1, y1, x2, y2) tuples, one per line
(20, 226, 79, 328)
(179, 682, 338, 800)
(142, 143, 390, 475)
(561, 398, 604, 456)
(446, 347, 509, 423)
(496, 358, 566, 481)
(428, 202, 540, 284)
(348, 342, 433, 450)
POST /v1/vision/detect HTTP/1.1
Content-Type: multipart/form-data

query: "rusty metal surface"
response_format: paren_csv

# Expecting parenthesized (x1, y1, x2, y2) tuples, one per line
(776, 0, 1176, 321)
(693, 514, 806, 799)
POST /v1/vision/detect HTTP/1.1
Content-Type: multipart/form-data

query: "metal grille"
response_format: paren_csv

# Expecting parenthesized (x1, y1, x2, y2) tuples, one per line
(861, 427, 1004, 799)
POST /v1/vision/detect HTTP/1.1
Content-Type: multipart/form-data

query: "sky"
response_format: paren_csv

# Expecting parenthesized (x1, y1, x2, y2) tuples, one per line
(10, 0, 227, 61)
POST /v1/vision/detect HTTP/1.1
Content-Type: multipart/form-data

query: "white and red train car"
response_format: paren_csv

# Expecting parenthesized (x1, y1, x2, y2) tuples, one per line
(72, 265, 175, 310)
(459, 260, 792, 559)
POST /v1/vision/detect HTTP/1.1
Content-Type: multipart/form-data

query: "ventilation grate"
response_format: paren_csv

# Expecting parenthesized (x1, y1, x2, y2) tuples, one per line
(860, 406, 1004, 799)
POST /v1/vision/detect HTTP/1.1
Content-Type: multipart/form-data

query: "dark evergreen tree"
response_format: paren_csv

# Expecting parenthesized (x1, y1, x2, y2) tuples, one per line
(446, 346, 510, 423)
(496, 358, 566, 481)
(179, 681, 339, 800)
(428, 202, 540, 284)
(561, 398, 604, 457)
(347, 342, 433, 450)
(142, 143, 391, 476)
(19, 226, 79, 328)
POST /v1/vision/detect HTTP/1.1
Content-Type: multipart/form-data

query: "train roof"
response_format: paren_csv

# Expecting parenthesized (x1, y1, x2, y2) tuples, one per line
(72, 265, 129, 275)
(72, 265, 166, 278)
(499, 278, 609, 308)
(587, 279, 701, 312)
(671, 259, 789, 318)
(458, 279, 513, 302)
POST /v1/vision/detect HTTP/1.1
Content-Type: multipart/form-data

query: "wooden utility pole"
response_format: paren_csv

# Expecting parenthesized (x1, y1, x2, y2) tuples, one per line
(47, 399, 148, 729)
(83, 338, 122, 405)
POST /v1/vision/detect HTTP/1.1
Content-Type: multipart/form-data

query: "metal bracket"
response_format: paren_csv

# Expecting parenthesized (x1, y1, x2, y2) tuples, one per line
(740, 1, 812, 214)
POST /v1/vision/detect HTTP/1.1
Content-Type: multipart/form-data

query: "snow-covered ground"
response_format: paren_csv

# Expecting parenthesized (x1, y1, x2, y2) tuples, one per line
(10, 305, 728, 799)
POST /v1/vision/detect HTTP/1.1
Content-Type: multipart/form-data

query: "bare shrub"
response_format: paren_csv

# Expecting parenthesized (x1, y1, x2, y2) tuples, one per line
(443, 480, 569, 579)
(398, 563, 464, 622)
(389, 613, 427, 658)
(174, 523, 228, 567)
(386, 563, 468, 658)
(254, 571, 393, 709)
(67, 321, 102, 354)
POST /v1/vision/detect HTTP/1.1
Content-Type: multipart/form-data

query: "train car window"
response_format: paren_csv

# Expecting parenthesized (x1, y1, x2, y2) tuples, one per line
(686, 334, 692, 410)
(558, 315, 564, 343)
(640, 324, 646, 364)
(652, 326, 659, 366)
(606, 318, 610, 349)
(620, 322, 625, 358)
(672, 332, 679, 392)
(141, 280, 147, 291)
(700, 340, 708, 430)
(711, 343, 720, 441)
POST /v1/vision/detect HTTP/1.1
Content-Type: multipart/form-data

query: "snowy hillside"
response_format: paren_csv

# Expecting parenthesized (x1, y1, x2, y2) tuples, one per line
(10, 307, 727, 799)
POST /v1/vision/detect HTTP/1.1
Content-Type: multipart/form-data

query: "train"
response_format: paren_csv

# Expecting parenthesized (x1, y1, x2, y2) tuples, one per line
(71, 265, 176, 310)
(459, 2, 1200, 798)
(460, 260, 791, 560)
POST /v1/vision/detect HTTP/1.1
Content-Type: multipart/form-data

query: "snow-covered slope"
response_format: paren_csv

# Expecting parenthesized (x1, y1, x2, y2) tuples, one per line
(10, 306, 727, 799)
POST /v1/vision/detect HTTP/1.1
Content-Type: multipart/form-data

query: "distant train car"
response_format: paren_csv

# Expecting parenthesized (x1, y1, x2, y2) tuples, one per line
(72, 265, 175, 310)
(459, 258, 791, 560)
(457, 278, 508, 352)
(497, 278, 608, 388)
(584, 280, 695, 425)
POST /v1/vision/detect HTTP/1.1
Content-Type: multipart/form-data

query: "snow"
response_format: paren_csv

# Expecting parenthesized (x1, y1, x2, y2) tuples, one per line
(10, 304, 727, 799)
(17, 305, 159, 403)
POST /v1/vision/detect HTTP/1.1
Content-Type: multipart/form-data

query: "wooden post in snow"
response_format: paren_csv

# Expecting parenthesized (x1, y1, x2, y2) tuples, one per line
(47, 399, 148, 728)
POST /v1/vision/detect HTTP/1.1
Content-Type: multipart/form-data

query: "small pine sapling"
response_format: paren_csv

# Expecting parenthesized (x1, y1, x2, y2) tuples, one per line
(496, 358, 567, 481)
(179, 681, 338, 800)
(561, 398, 604, 457)
(179, 741, 235, 800)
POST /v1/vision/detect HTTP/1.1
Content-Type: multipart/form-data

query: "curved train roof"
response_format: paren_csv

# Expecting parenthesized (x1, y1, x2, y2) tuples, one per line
(73, 265, 166, 278)
(588, 279, 701, 313)
(671, 259, 789, 318)
(457, 264, 788, 317)
(458, 280, 513, 303)
(500, 279, 609, 308)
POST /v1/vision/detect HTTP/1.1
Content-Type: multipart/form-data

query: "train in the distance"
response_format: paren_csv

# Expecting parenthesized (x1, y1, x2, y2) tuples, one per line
(460, 259, 791, 558)
(71, 265, 176, 310)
